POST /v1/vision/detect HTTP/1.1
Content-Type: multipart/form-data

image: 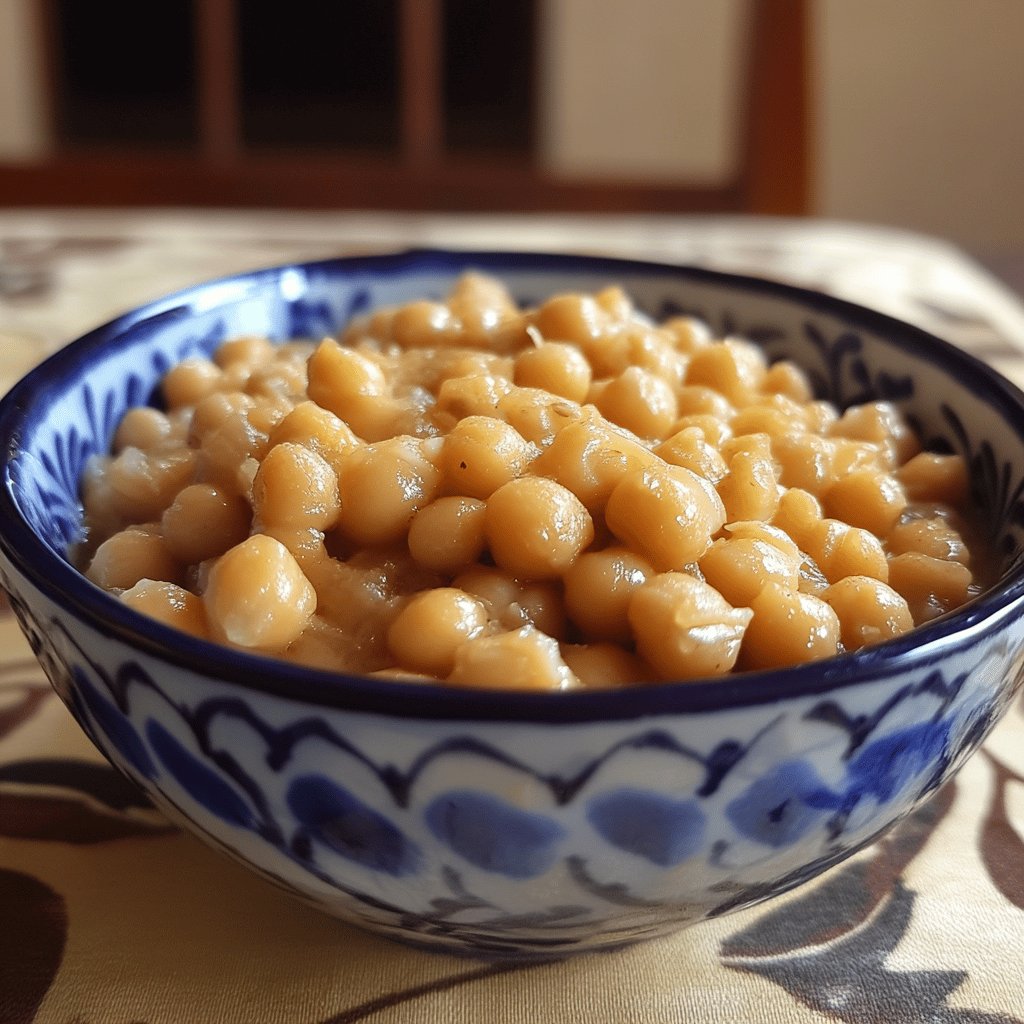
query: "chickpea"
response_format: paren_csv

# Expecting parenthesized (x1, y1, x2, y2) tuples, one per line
(762, 360, 813, 402)
(432, 373, 512, 428)
(440, 416, 535, 498)
(887, 552, 974, 623)
(497, 387, 583, 447)
(629, 572, 752, 680)
(533, 415, 655, 513)
(105, 446, 197, 523)
(806, 519, 889, 584)
(161, 483, 251, 565)
(699, 535, 800, 607)
(656, 427, 729, 484)
(87, 526, 181, 591)
(685, 338, 766, 403)
(453, 566, 567, 639)
(203, 535, 316, 651)
(717, 434, 780, 523)
(448, 625, 578, 691)
(564, 547, 655, 643)
(114, 408, 172, 452)
(898, 452, 969, 506)
(594, 366, 678, 440)
(408, 496, 487, 574)
(335, 436, 442, 547)
(253, 442, 340, 531)
(514, 342, 592, 403)
(121, 579, 208, 639)
(531, 293, 609, 348)
(823, 576, 914, 651)
(387, 588, 488, 676)
(268, 400, 362, 478)
(560, 643, 654, 688)
(606, 464, 726, 568)
(484, 476, 594, 580)
(823, 468, 907, 538)
(740, 583, 842, 670)
(162, 357, 223, 409)
(887, 515, 970, 564)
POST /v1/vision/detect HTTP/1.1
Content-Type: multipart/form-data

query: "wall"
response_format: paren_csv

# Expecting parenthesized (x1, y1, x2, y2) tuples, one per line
(815, 0, 1024, 249)
(537, 0, 749, 184)
(0, 0, 50, 160)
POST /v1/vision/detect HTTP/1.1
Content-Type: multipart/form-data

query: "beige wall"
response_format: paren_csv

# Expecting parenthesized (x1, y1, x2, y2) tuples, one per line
(0, 0, 50, 160)
(815, 0, 1024, 249)
(537, 0, 750, 184)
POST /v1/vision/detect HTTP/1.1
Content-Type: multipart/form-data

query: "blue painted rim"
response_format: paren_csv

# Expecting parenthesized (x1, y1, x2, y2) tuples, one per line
(3, 247, 1024, 723)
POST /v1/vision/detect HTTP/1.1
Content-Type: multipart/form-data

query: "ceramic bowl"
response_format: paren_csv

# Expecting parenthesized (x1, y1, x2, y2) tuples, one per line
(1, 250, 1023, 959)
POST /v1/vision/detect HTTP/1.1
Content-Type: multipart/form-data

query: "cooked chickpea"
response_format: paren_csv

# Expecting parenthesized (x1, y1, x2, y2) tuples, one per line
(497, 387, 582, 447)
(656, 427, 729, 484)
(685, 338, 766, 403)
(453, 566, 567, 638)
(564, 547, 655, 643)
(268, 400, 361, 478)
(898, 452, 969, 505)
(595, 366, 678, 440)
(335, 436, 442, 546)
(114, 408, 172, 452)
(440, 416, 535, 498)
(105, 446, 197, 523)
(448, 625, 578, 690)
(807, 519, 889, 584)
(717, 434, 780, 523)
(533, 415, 654, 512)
(887, 552, 974, 623)
(203, 535, 316, 650)
(253, 442, 340, 531)
(484, 476, 594, 580)
(607, 464, 725, 568)
(740, 583, 842, 670)
(87, 526, 180, 592)
(513, 342, 592, 402)
(161, 483, 250, 564)
(887, 515, 970, 564)
(699, 535, 800, 607)
(407, 496, 487, 574)
(823, 468, 907, 537)
(629, 572, 752, 680)
(162, 357, 222, 409)
(121, 579, 208, 638)
(387, 588, 487, 676)
(560, 643, 654, 688)
(823, 576, 913, 651)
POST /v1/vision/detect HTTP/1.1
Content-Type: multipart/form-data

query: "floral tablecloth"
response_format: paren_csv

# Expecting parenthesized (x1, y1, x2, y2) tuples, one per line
(2, 210, 1024, 1024)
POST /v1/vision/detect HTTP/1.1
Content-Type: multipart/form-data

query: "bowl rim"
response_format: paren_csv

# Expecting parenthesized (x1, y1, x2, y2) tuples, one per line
(2, 246, 1024, 723)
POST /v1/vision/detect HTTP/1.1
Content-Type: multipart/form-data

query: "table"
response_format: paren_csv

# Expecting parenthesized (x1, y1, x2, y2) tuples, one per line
(2, 210, 1024, 1024)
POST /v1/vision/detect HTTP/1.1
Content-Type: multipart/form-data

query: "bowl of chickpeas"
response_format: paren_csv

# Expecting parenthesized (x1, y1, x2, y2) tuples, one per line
(1, 248, 1023, 958)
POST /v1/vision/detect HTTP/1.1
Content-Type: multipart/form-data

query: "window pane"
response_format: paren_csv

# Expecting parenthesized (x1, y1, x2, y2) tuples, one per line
(240, 1, 399, 150)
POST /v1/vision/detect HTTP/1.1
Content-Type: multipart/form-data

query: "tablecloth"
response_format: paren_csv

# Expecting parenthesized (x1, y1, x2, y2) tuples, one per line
(2, 209, 1024, 1024)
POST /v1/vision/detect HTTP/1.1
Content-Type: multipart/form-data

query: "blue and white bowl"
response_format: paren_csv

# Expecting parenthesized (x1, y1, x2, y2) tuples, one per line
(1, 250, 1023, 959)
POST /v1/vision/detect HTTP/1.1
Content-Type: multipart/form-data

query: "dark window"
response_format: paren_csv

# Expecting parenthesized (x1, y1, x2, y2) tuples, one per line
(442, 0, 536, 154)
(52, 0, 198, 148)
(239, 2, 400, 151)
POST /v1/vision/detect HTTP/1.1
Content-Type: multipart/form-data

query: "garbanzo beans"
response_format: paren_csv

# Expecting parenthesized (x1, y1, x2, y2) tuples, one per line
(77, 273, 991, 690)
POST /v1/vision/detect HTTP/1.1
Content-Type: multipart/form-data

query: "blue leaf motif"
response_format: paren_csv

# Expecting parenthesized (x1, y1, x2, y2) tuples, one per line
(843, 720, 951, 803)
(74, 668, 156, 779)
(287, 774, 421, 877)
(586, 789, 705, 866)
(425, 791, 565, 879)
(146, 720, 255, 828)
(725, 761, 829, 848)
